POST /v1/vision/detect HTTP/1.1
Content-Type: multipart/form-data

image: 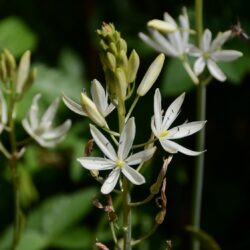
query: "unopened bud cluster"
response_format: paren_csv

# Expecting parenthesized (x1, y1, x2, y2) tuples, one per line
(0, 49, 36, 98)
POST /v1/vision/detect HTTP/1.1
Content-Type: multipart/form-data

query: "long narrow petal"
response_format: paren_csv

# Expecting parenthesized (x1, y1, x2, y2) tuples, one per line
(29, 94, 41, 130)
(91, 79, 107, 116)
(62, 93, 86, 116)
(90, 124, 117, 161)
(201, 29, 212, 51)
(118, 118, 135, 159)
(210, 30, 232, 51)
(41, 97, 60, 126)
(77, 157, 115, 170)
(160, 139, 204, 156)
(150, 29, 178, 57)
(207, 59, 226, 82)
(163, 12, 177, 26)
(194, 57, 206, 76)
(126, 147, 156, 165)
(0, 90, 8, 125)
(139, 32, 166, 54)
(153, 89, 162, 133)
(167, 121, 206, 139)
(101, 168, 120, 194)
(211, 50, 243, 62)
(122, 165, 145, 185)
(162, 92, 185, 130)
(41, 120, 71, 139)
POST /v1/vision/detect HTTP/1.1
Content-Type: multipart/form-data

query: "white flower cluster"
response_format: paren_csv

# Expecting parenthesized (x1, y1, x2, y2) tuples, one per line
(139, 8, 243, 83)
(64, 77, 205, 194)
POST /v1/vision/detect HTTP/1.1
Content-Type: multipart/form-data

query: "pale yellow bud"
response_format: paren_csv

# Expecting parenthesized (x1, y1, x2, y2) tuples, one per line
(137, 53, 165, 96)
(115, 68, 127, 99)
(80, 93, 107, 128)
(106, 52, 116, 70)
(16, 50, 31, 94)
(127, 50, 140, 83)
(147, 19, 177, 33)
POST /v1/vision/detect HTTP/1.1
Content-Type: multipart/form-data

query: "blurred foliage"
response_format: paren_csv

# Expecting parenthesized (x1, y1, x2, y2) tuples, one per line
(0, 0, 250, 250)
(0, 16, 37, 56)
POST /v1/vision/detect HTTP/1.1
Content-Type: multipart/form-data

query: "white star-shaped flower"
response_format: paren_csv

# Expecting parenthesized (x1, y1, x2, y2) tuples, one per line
(151, 89, 206, 156)
(77, 118, 156, 194)
(22, 94, 71, 147)
(0, 90, 7, 135)
(189, 29, 243, 82)
(62, 79, 115, 117)
(139, 8, 190, 59)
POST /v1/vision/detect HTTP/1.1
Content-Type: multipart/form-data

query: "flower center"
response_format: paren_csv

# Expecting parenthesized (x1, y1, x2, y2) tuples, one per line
(203, 51, 210, 59)
(159, 130, 169, 138)
(116, 159, 125, 168)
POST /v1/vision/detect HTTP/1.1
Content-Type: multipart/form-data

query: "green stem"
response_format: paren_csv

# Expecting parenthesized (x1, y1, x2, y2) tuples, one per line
(131, 224, 159, 246)
(8, 93, 21, 250)
(129, 193, 154, 207)
(125, 95, 140, 122)
(116, 98, 132, 250)
(122, 178, 131, 250)
(191, 1, 205, 250)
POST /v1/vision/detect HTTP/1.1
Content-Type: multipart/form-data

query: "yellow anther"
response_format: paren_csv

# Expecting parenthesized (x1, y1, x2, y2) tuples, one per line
(159, 130, 169, 138)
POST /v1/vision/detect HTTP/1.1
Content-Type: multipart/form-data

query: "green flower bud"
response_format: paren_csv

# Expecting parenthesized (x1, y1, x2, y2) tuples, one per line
(0, 55, 7, 83)
(3, 49, 16, 79)
(109, 42, 117, 55)
(117, 50, 128, 70)
(16, 50, 31, 94)
(80, 92, 107, 128)
(127, 50, 140, 83)
(137, 53, 165, 96)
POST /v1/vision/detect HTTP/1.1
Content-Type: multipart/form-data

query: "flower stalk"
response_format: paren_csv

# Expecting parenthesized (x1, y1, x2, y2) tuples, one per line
(191, 0, 205, 249)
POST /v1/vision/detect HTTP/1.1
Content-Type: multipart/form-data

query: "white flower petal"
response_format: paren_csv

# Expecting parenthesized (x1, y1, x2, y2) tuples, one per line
(29, 94, 41, 130)
(201, 29, 212, 51)
(167, 121, 206, 139)
(153, 89, 162, 133)
(194, 57, 206, 76)
(0, 90, 8, 128)
(91, 79, 107, 116)
(161, 139, 204, 156)
(210, 30, 232, 51)
(62, 93, 86, 116)
(118, 118, 135, 159)
(126, 147, 156, 165)
(150, 29, 178, 56)
(42, 119, 71, 140)
(211, 50, 243, 62)
(139, 32, 166, 54)
(122, 165, 145, 185)
(162, 92, 185, 130)
(77, 157, 115, 170)
(41, 97, 60, 126)
(101, 168, 120, 194)
(90, 124, 117, 161)
(188, 45, 202, 57)
(163, 12, 177, 26)
(207, 59, 226, 82)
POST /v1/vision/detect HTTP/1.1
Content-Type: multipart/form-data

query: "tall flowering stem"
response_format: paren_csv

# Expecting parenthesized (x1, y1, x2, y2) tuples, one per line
(8, 85, 21, 250)
(191, 0, 205, 249)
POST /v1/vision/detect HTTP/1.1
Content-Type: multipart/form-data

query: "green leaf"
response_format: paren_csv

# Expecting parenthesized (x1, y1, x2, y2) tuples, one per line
(16, 230, 48, 250)
(49, 227, 93, 249)
(0, 17, 37, 56)
(161, 59, 195, 96)
(219, 54, 250, 85)
(186, 226, 221, 250)
(26, 188, 97, 237)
